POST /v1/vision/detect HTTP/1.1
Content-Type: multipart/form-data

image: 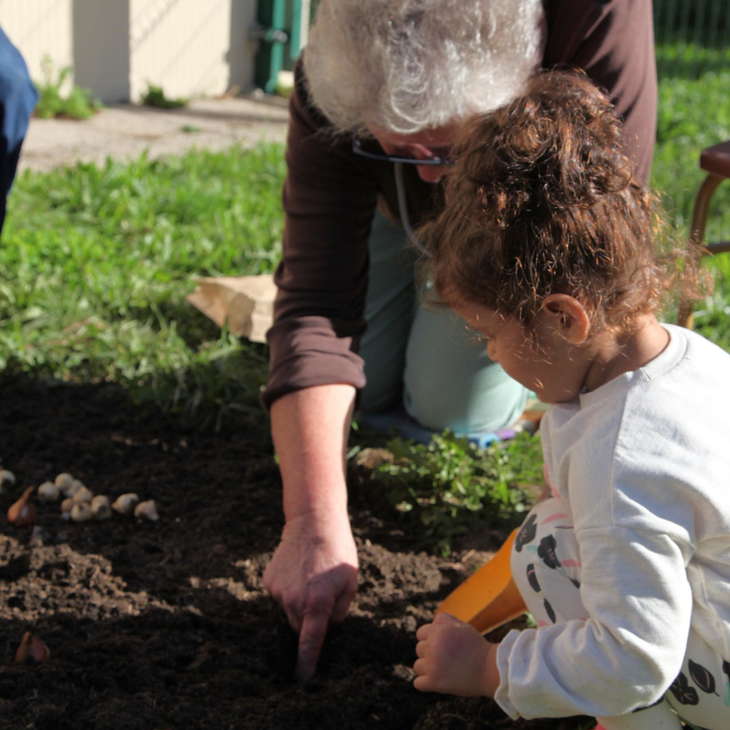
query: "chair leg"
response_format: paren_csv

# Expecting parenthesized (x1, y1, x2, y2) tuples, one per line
(677, 173, 724, 329)
(676, 305, 694, 330)
(689, 173, 724, 245)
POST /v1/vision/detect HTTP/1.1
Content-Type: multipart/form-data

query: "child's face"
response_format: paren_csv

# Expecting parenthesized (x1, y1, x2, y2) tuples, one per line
(454, 302, 588, 404)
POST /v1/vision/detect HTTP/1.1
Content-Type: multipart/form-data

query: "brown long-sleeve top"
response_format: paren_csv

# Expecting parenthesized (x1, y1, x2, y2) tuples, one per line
(262, 0, 657, 408)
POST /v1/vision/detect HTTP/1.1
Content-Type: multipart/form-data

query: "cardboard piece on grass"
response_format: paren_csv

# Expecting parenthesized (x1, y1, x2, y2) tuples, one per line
(186, 275, 276, 343)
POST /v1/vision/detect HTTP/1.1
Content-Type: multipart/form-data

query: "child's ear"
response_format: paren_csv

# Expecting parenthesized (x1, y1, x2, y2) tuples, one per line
(541, 294, 591, 345)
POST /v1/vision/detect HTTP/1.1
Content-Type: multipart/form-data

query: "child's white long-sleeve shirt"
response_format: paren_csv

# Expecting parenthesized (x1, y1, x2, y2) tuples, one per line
(494, 325, 730, 719)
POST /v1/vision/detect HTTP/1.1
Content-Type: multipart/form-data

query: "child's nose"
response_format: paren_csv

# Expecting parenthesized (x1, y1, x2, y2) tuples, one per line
(486, 340, 498, 362)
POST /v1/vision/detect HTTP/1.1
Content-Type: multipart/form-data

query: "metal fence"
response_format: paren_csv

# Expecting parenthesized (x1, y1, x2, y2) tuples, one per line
(654, 0, 729, 44)
(653, 0, 730, 79)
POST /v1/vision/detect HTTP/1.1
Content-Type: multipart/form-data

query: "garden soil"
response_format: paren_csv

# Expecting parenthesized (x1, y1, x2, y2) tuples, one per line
(0, 376, 590, 730)
(3, 99, 589, 729)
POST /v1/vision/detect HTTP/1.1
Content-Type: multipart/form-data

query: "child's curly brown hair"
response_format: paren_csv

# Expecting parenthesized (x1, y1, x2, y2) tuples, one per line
(423, 70, 693, 336)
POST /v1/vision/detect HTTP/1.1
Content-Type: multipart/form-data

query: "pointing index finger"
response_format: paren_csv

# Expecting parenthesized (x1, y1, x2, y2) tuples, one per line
(296, 608, 330, 682)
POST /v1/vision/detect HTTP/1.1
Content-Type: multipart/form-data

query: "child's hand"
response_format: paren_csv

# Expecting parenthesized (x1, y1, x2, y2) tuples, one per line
(412, 613, 500, 697)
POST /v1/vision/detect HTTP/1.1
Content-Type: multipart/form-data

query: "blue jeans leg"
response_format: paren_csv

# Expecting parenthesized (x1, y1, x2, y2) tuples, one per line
(0, 27, 38, 233)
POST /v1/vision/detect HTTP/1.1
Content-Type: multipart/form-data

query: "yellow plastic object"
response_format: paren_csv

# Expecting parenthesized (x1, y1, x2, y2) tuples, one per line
(437, 528, 527, 634)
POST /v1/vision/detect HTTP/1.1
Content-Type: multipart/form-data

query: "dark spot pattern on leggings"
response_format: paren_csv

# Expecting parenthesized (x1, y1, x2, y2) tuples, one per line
(515, 514, 537, 552)
(537, 534, 561, 569)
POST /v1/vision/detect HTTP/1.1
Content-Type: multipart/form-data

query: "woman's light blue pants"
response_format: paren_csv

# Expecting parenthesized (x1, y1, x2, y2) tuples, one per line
(359, 211, 527, 435)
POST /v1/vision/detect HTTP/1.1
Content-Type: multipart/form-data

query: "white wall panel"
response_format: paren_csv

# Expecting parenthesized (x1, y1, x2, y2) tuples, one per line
(0, 0, 256, 103)
(129, 0, 256, 101)
(1, 0, 74, 86)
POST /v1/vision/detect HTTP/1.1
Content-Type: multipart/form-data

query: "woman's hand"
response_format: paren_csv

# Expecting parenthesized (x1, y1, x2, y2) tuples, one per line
(413, 613, 500, 697)
(264, 511, 358, 681)
(266, 384, 358, 681)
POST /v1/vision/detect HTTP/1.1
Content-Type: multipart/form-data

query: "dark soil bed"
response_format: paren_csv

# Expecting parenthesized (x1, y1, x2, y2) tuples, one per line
(0, 375, 589, 729)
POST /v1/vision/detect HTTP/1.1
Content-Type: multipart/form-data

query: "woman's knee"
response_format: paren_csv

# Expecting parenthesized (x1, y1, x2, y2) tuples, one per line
(403, 304, 527, 432)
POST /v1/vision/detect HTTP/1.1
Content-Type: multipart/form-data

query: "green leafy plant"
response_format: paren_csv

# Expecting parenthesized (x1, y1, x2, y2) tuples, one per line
(367, 431, 543, 555)
(141, 83, 188, 109)
(34, 55, 103, 120)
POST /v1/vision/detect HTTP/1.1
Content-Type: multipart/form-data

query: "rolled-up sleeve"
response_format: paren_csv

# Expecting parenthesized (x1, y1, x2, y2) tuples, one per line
(262, 60, 378, 408)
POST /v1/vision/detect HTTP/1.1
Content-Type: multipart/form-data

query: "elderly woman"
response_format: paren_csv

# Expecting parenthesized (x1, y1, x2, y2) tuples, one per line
(263, 0, 657, 680)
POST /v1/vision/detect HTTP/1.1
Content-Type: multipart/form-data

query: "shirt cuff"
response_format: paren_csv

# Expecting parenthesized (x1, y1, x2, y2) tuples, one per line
(493, 630, 522, 720)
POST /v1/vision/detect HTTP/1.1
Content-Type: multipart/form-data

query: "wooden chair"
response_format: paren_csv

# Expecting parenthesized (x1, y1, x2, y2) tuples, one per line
(677, 140, 730, 328)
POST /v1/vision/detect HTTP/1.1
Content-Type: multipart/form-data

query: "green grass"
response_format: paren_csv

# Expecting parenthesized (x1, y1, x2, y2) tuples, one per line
(656, 38, 730, 81)
(140, 82, 189, 109)
(1, 144, 285, 428)
(653, 64, 730, 348)
(34, 56, 103, 120)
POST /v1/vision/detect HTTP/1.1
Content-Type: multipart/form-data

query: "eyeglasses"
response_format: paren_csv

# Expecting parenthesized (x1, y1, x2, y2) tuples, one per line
(352, 137, 453, 167)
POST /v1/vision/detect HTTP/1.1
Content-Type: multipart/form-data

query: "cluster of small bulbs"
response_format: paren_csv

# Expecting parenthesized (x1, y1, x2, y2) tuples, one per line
(1, 468, 159, 526)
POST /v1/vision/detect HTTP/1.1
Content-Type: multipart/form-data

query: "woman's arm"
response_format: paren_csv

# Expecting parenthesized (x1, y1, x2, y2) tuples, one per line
(263, 384, 359, 681)
(262, 59, 379, 679)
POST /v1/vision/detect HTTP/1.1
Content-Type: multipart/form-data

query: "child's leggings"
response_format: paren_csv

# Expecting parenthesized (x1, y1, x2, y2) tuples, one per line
(510, 497, 730, 730)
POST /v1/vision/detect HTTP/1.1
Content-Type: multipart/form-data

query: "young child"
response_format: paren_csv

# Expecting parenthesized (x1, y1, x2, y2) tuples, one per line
(411, 71, 730, 730)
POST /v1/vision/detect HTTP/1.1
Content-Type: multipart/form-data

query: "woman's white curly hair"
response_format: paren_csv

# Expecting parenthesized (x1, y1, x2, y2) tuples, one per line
(303, 0, 546, 136)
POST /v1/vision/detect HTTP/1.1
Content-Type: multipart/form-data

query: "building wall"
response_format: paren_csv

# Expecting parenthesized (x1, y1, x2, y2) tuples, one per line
(0, 0, 257, 103)
(0, 0, 74, 83)
(129, 0, 256, 103)
(73, 0, 131, 102)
